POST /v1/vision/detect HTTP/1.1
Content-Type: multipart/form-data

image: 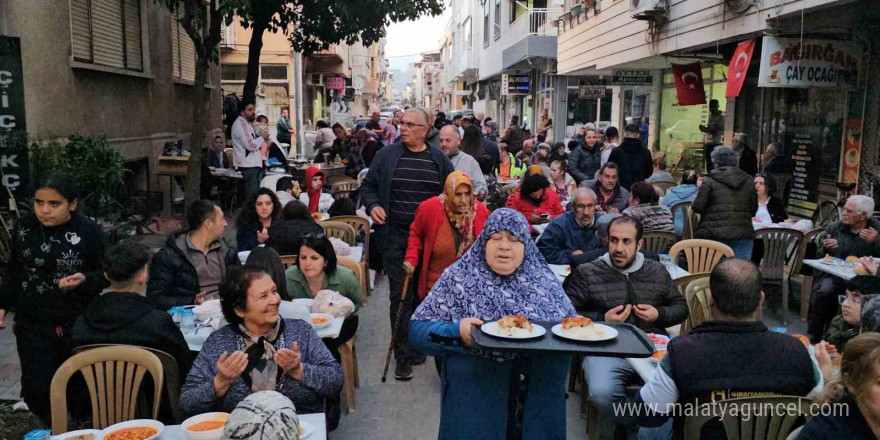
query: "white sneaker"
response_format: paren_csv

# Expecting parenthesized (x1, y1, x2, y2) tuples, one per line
(12, 400, 29, 412)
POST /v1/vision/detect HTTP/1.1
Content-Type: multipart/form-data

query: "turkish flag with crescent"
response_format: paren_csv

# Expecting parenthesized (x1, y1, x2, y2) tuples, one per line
(726, 39, 755, 98)
(672, 62, 706, 106)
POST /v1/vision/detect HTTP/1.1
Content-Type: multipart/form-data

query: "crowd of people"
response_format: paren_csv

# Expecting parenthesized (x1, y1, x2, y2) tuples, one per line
(3, 104, 880, 440)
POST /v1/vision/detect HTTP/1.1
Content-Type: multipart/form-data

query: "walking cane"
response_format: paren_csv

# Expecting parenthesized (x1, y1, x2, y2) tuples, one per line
(381, 272, 413, 383)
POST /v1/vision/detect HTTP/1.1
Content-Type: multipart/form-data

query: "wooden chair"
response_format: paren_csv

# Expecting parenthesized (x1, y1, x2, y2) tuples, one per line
(326, 174, 355, 187)
(331, 181, 359, 199)
(321, 221, 357, 246)
(755, 228, 803, 324)
(642, 231, 679, 255)
(651, 181, 676, 196)
(788, 228, 824, 320)
(336, 256, 362, 413)
(680, 276, 712, 335)
(280, 255, 298, 269)
(684, 396, 813, 440)
(669, 239, 734, 275)
(329, 215, 372, 299)
(50, 346, 163, 434)
(669, 201, 695, 240)
(73, 344, 183, 424)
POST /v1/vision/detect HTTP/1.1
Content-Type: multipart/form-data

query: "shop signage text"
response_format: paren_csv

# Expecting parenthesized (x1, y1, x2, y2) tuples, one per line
(758, 37, 862, 88)
(0, 36, 29, 208)
(611, 69, 652, 85)
(579, 86, 605, 99)
(325, 77, 345, 91)
(502, 74, 531, 95)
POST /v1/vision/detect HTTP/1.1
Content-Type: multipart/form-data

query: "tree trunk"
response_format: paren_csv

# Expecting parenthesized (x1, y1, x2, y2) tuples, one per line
(184, 60, 209, 210)
(242, 21, 267, 105)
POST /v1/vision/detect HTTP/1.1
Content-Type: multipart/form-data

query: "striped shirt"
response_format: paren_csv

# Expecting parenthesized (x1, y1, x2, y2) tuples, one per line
(389, 148, 442, 231)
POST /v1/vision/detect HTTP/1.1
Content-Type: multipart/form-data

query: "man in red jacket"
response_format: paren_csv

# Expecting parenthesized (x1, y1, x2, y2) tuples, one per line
(404, 171, 490, 301)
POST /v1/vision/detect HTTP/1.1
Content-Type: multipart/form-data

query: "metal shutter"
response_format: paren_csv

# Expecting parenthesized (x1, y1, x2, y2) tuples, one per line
(70, 0, 93, 62)
(123, 0, 142, 70)
(90, 0, 125, 68)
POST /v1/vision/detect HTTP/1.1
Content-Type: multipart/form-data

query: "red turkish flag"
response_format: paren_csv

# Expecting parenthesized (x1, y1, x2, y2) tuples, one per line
(726, 39, 755, 98)
(672, 63, 706, 106)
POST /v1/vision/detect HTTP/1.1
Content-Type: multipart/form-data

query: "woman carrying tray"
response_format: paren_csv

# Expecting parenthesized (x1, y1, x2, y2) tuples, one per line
(410, 208, 577, 440)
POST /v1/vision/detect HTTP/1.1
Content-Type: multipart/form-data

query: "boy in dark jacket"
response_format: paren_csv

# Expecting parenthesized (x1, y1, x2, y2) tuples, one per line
(73, 242, 192, 379)
(147, 200, 239, 310)
(607, 123, 653, 190)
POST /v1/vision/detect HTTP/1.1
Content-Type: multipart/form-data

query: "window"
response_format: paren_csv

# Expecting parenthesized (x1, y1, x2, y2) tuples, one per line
(69, 0, 145, 72)
(261, 65, 287, 81)
(494, 0, 501, 40)
(483, 1, 490, 47)
(221, 64, 247, 81)
(464, 17, 472, 48)
(170, 4, 196, 81)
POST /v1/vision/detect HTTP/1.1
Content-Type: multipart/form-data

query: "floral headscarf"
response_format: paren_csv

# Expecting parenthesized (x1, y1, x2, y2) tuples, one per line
(485, 121, 500, 142)
(440, 171, 478, 256)
(413, 208, 576, 323)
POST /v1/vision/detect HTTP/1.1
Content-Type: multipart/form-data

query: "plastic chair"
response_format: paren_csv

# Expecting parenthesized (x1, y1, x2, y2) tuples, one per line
(279, 254, 298, 269)
(329, 215, 372, 300)
(321, 221, 356, 246)
(755, 228, 803, 324)
(331, 181, 359, 199)
(73, 344, 183, 424)
(669, 201, 695, 240)
(336, 256, 362, 413)
(651, 181, 676, 196)
(669, 239, 734, 275)
(642, 231, 679, 255)
(680, 276, 711, 335)
(326, 174, 355, 187)
(684, 396, 813, 440)
(788, 228, 824, 320)
(673, 273, 710, 336)
(50, 345, 164, 434)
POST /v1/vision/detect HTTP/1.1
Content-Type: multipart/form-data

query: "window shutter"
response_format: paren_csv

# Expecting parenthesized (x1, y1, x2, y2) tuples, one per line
(172, 5, 197, 81)
(70, 0, 93, 62)
(90, 0, 125, 69)
(123, 0, 142, 70)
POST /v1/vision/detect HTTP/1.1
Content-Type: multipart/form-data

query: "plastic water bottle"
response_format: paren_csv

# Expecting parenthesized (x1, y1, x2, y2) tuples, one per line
(770, 326, 788, 334)
(181, 309, 195, 332)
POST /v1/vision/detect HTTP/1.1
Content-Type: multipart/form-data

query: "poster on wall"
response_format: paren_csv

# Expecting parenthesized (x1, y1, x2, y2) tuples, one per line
(0, 36, 29, 209)
(758, 36, 863, 88)
(841, 118, 862, 184)
(786, 131, 822, 217)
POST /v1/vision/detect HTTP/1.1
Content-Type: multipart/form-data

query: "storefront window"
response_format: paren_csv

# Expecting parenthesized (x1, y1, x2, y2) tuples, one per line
(565, 77, 611, 139)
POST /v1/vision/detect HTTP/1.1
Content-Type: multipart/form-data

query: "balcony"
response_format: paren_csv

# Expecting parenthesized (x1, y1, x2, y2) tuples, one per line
(499, 8, 563, 70)
(220, 23, 236, 51)
(312, 44, 344, 64)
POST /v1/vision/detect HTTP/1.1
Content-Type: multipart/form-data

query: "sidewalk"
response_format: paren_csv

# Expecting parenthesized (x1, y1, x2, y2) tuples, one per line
(0, 314, 21, 402)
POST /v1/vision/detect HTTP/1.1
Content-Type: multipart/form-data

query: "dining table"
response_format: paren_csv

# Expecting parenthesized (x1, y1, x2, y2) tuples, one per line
(157, 412, 327, 440)
(183, 309, 345, 351)
(803, 257, 861, 281)
(549, 255, 690, 284)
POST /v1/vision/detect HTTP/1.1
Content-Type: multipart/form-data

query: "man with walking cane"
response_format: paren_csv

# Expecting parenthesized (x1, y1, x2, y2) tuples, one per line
(361, 107, 453, 381)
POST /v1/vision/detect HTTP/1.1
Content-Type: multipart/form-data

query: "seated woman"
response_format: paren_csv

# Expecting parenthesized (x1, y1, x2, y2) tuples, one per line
(410, 208, 577, 439)
(661, 169, 700, 237)
(267, 201, 324, 256)
(284, 235, 362, 360)
(245, 246, 291, 301)
(506, 173, 564, 234)
(753, 173, 788, 224)
(179, 266, 343, 417)
(236, 188, 282, 252)
(299, 166, 334, 216)
(623, 181, 674, 232)
(549, 159, 576, 208)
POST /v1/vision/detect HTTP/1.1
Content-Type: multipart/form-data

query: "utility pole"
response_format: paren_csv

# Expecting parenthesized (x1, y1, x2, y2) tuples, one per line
(293, 51, 304, 157)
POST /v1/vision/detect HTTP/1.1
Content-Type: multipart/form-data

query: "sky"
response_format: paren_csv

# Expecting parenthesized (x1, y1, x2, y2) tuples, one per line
(385, 8, 452, 61)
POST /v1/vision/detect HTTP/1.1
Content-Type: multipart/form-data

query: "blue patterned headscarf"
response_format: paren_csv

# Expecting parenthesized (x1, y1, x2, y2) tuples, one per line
(413, 208, 576, 323)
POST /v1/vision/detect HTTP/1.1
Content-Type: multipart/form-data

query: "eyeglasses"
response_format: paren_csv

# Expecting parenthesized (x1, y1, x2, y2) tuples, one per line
(400, 121, 427, 129)
(838, 294, 870, 305)
(573, 204, 595, 210)
(301, 232, 326, 240)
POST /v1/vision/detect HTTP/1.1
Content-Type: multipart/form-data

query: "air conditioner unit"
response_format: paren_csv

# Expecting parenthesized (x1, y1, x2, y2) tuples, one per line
(630, 0, 667, 20)
(544, 59, 557, 75)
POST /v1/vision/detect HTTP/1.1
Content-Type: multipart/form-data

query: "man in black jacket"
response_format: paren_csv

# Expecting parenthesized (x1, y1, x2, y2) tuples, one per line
(147, 200, 239, 310)
(631, 259, 819, 439)
(608, 123, 653, 190)
(563, 215, 688, 439)
(73, 242, 193, 380)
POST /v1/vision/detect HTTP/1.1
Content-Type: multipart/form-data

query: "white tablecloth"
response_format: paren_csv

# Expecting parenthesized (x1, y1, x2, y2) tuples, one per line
(549, 258, 689, 283)
(804, 258, 858, 281)
(184, 316, 345, 351)
(158, 413, 327, 440)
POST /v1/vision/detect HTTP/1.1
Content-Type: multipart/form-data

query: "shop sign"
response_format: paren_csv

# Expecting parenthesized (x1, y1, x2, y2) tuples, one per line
(325, 77, 345, 91)
(578, 86, 605, 99)
(0, 36, 29, 208)
(501, 74, 530, 95)
(611, 69, 652, 86)
(758, 36, 863, 88)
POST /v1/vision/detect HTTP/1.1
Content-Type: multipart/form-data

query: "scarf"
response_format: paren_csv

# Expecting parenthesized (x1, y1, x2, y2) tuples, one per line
(233, 319, 285, 390)
(222, 391, 300, 440)
(304, 166, 324, 213)
(414, 208, 576, 323)
(439, 171, 478, 256)
(486, 121, 499, 141)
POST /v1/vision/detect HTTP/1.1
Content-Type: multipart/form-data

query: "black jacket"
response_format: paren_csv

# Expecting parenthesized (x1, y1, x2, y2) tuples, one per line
(72, 291, 193, 379)
(799, 396, 876, 440)
(693, 166, 758, 240)
(607, 138, 653, 190)
(763, 196, 788, 224)
(738, 148, 758, 176)
(763, 156, 795, 175)
(500, 124, 524, 155)
(266, 218, 324, 256)
(146, 230, 239, 310)
(208, 149, 230, 168)
(563, 255, 688, 335)
(568, 143, 603, 184)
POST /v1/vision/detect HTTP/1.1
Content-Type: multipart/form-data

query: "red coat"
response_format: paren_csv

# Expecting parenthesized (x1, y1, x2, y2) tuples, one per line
(405, 196, 490, 300)
(506, 188, 564, 233)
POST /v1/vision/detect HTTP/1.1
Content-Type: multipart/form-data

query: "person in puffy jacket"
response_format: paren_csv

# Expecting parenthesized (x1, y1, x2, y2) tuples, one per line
(693, 147, 758, 259)
(622, 181, 674, 233)
(661, 169, 700, 236)
(607, 124, 653, 191)
(568, 127, 603, 184)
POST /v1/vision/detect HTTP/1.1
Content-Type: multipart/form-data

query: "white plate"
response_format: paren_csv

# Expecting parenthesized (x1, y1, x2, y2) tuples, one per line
(101, 419, 164, 440)
(551, 323, 618, 342)
(310, 313, 334, 330)
(299, 420, 314, 439)
(481, 321, 546, 339)
(52, 429, 102, 440)
(554, 266, 572, 278)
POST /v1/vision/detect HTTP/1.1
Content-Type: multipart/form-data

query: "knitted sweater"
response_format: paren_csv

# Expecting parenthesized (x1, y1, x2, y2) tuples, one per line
(623, 203, 675, 233)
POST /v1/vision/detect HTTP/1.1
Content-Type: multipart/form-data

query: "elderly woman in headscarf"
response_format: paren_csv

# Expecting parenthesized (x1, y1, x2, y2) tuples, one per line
(410, 209, 577, 440)
(403, 171, 491, 300)
(484, 120, 500, 142)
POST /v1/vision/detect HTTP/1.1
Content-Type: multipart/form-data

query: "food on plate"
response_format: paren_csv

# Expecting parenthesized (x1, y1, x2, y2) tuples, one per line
(560, 316, 605, 339)
(104, 427, 158, 440)
(846, 256, 859, 262)
(561, 316, 593, 329)
(652, 349, 667, 360)
(299, 426, 305, 436)
(823, 254, 833, 262)
(790, 333, 811, 347)
(647, 333, 668, 346)
(67, 435, 97, 440)
(496, 315, 534, 336)
(187, 420, 226, 431)
(312, 316, 330, 325)
(854, 263, 869, 275)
